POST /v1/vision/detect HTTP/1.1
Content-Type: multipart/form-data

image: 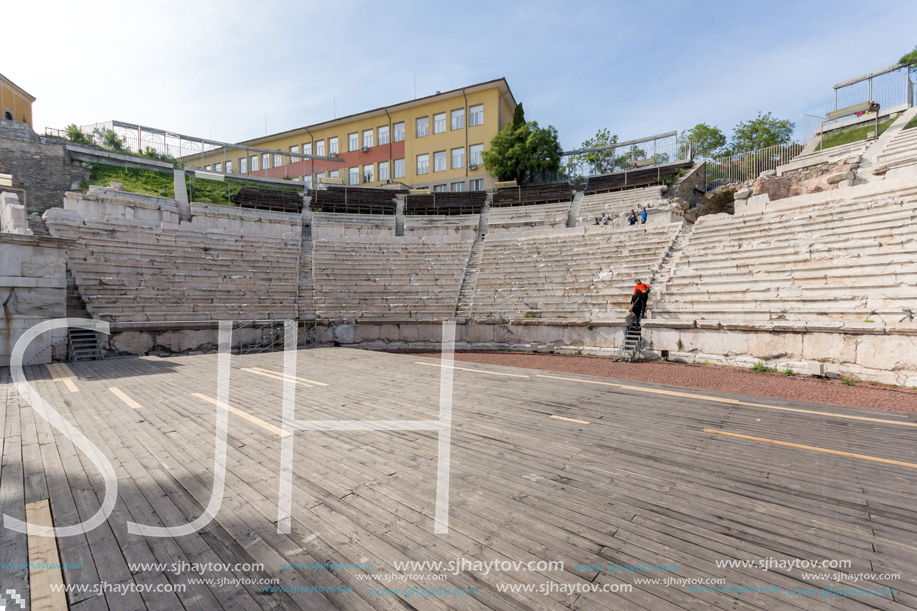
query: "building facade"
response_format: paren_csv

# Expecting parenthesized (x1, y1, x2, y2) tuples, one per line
(196, 78, 516, 192)
(0, 73, 36, 126)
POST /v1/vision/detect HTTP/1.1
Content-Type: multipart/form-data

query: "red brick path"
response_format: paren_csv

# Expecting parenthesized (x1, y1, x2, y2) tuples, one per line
(419, 351, 917, 414)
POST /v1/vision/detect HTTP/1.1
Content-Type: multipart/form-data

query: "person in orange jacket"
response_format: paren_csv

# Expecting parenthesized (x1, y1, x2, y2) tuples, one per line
(630, 279, 651, 324)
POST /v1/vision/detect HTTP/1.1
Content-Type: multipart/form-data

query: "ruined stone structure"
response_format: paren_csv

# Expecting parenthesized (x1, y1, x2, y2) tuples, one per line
(1, 108, 916, 384)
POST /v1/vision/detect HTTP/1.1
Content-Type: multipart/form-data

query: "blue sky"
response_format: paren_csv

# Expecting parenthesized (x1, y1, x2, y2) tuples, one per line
(5, 0, 916, 151)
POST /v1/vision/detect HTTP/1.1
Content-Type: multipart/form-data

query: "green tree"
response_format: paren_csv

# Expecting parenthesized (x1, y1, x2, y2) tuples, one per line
(901, 45, 917, 66)
(566, 128, 618, 179)
(94, 127, 126, 152)
(614, 145, 648, 170)
(681, 123, 727, 158)
(729, 112, 794, 154)
(483, 120, 563, 185)
(511, 103, 526, 130)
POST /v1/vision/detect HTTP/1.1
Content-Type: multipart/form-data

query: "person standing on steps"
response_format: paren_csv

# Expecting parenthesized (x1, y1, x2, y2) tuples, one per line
(641, 207, 647, 224)
(630, 279, 651, 325)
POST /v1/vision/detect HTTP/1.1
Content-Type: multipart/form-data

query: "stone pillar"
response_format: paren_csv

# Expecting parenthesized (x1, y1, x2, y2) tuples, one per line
(0, 192, 32, 235)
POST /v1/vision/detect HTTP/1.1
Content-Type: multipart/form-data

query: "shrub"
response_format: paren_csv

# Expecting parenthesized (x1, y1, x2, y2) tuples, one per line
(782, 367, 795, 376)
(750, 361, 776, 373)
(66, 123, 91, 144)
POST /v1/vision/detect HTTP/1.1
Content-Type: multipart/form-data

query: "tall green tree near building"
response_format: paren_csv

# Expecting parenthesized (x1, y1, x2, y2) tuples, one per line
(483, 111, 563, 185)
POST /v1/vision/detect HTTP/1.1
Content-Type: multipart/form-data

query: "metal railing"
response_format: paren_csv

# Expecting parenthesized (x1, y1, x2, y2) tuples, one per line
(705, 141, 804, 188)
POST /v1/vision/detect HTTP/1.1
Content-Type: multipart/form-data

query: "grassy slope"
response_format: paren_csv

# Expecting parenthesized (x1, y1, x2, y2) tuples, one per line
(820, 116, 895, 150)
(82, 164, 303, 205)
(82, 164, 175, 198)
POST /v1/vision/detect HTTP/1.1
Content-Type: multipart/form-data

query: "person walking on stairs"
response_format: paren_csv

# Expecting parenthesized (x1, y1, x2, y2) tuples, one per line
(630, 279, 651, 324)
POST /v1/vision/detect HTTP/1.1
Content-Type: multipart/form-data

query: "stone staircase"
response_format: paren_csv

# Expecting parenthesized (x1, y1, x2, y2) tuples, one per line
(65, 268, 90, 319)
(566, 191, 584, 227)
(456, 240, 485, 317)
(650, 222, 695, 299)
(868, 107, 917, 172)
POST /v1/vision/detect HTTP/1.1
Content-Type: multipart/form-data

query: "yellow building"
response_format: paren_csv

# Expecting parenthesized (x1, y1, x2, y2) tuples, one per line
(0, 72, 36, 126)
(197, 78, 517, 192)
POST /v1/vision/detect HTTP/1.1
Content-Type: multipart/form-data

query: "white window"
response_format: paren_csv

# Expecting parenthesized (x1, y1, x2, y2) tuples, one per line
(205, 165, 212, 171)
(304, 175, 313, 189)
(251, 155, 259, 171)
(416, 116, 428, 138)
(316, 140, 325, 156)
(451, 147, 464, 169)
(469, 178, 484, 191)
(451, 108, 464, 130)
(363, 164, 374, 183)
(215, 162, 222, 172)
(303, 142, 312, 155)
(433, 184, 447, 192)
(349, 167, 360, 185)
(330, 170, 339, 178)
(262, 153, 270, 168)
(328, 137, 338, 155)
(379, 161, 390, 181)
(469, 104, 484, 127)
(433, 150, 446, 172)
(290, 145, 299, 155)
(451, 181, 465, 192)
(349, 132, 359, 151)
(363, 129, 373, 149)
(433, 112, 446, 134)
(378, 125, 389, 145)
(393, 122, 405, 142)
(469, 144, 483, 166)
(274, 154, 282, 167)
(394, 158, 405, 179)
(416, 153, 429, 175)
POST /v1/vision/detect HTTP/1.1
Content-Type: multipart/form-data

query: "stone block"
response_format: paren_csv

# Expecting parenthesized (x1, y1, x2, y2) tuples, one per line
(800, 333, 857, 364)
(733, 188, 752, 200)
(0, 242, 22, 276)
(110, 331, 155, 355)
(335, 324, 357, 344)
(0, 192, 31, 234)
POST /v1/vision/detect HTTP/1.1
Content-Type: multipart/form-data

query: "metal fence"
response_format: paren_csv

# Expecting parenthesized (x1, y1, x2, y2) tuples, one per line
(705, 141, 804, 188)
(565, 131, 695, 179)
(45, 120, 345, 188)
(824, 64, 914, 129)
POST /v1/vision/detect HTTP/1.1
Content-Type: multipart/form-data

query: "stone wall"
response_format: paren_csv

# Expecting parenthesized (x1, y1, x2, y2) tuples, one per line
(0, 120, 90, 212)
(639, 320, 917, 387)
(666, 161, 707, 208)
(0, 232, 71, 366)
(63, 186, 180, 224)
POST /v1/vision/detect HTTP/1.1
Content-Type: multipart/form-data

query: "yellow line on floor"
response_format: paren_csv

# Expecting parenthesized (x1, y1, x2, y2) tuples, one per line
(26, 499, 68, 610)
(415, 362, 530, 378)
(109, 387, 142, 409)
(536, 374, 917, 428)
(704, 429, 917, 470)
(192, 392, 292, 438)
(245, 367, 329, 387)
(550, 414, 591, 425)
(45, 363, 79, 393)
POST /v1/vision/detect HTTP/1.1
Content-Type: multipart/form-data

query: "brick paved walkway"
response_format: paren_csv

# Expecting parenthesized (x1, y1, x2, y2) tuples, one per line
(417, 351, 917, 414)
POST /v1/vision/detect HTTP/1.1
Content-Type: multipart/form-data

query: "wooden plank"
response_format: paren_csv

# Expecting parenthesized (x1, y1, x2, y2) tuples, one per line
(25, 499, 68, 611)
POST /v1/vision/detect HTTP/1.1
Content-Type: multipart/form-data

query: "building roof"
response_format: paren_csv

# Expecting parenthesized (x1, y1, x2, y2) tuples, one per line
(0, 72, 36, 102)
(241, 77, 516, 147)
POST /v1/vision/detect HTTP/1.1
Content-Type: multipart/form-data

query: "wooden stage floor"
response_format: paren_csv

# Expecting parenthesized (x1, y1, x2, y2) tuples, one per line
(1, 347, 916, 610)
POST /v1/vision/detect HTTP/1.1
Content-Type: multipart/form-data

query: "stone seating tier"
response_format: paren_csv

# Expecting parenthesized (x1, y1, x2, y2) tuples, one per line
(578, 186, 665, 224)
(312, 239, 472, 320)
(470, 224, 680, 318)
(46, 217, 302, 323)
(655, 190, 917, 322)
